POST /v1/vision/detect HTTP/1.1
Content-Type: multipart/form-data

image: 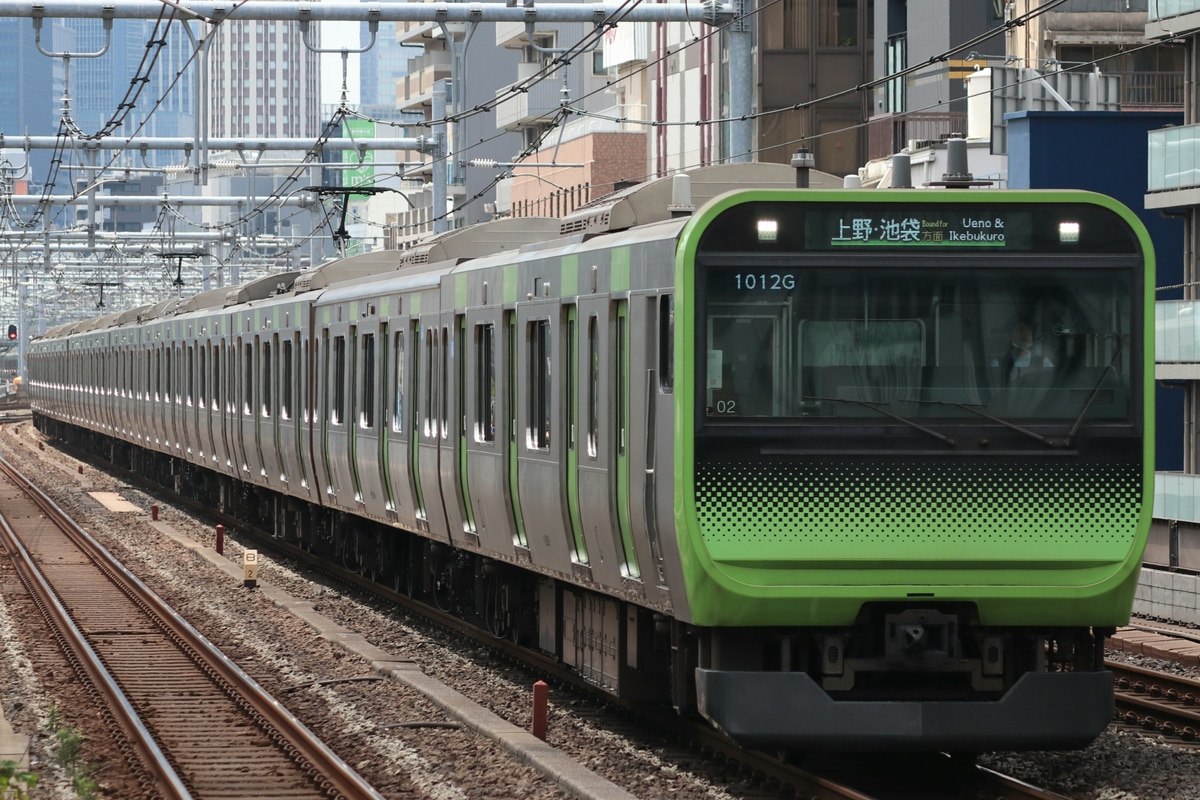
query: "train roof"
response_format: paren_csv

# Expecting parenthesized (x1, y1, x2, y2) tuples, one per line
(293, 251, 402, 294)
(396, 217, 561, 268)
(139, 297, 183, 323)
(557, 162, 840, 236)
(115, 304, 153, 326)
(176, 285, 236, 315)
(223, 271, 302, 306)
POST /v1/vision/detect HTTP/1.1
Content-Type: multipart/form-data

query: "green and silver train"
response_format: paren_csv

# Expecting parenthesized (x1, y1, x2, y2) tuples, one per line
(29, 163, 1153, 752)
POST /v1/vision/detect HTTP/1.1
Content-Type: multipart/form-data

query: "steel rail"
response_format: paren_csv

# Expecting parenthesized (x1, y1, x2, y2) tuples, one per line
(0, 457, 194, 800)
(0, 452, 388, 800)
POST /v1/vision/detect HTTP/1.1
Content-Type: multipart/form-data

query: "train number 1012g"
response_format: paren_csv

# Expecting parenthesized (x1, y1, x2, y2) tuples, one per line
(735, 273, 796, 291)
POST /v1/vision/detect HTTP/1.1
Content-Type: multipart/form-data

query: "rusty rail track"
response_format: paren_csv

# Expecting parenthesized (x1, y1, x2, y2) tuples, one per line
(1111, 660, 1200, 741)
(0, 452, 385, 800)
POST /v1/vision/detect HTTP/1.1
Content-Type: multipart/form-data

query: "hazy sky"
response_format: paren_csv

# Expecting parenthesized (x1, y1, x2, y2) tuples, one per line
(319, 21, 361, 106)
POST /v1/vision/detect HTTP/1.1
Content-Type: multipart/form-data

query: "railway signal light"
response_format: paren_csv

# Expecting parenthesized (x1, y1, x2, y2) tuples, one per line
(6, 325, 14, 341)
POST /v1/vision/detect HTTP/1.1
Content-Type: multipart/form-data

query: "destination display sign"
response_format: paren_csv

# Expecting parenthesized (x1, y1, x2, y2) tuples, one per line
(695, 201, 1141, 256)
(811, 210, 1033, 250)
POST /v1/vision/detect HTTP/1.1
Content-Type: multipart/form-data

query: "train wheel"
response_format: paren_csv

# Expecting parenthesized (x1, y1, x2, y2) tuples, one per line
(483, 576, 512, 639)
(339, 530, 365, 573)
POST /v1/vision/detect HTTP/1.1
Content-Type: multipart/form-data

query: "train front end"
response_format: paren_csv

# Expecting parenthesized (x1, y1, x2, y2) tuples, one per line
(675, 189, 1154, 751)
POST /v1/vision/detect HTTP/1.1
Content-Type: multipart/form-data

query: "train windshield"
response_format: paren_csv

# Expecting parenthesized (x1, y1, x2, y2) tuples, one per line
(700, 266, 1134, 423)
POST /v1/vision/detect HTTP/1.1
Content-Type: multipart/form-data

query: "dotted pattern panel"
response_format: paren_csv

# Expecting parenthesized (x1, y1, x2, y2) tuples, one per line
(694, 457, 1142, 562)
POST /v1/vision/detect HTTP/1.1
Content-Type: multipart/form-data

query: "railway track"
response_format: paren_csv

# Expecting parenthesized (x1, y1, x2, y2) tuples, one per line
(1110, 660, 1200, 742)
(0, 452, 385, 800)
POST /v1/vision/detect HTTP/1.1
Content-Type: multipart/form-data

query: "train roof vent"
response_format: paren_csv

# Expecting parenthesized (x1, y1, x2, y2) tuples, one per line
(176, 286, 235, 315)
(137, 297, 183, 324)
(75, 310, 123, 334)
(115, 304, 152, 326)
(293, 251, 401, 293)
(557, 162, 841, 235)
(223, 270, 302, 306)
(398, 217, 561, 268)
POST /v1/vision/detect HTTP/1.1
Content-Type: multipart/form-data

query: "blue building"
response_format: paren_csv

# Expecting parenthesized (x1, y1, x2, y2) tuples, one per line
(1006, 110, 1186, 471)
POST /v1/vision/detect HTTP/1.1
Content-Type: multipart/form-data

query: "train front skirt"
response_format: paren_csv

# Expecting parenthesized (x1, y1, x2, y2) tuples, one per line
(695, 668, 1114, 751)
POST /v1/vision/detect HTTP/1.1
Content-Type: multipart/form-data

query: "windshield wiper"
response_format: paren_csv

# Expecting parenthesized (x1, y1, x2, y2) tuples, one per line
(922, 400, 1063, 448)
(1062, 362, 1119, 447)
(806, 395, 956, 446)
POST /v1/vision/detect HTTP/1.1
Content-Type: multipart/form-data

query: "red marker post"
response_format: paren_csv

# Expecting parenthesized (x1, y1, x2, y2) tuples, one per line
(531, 680, 548, 741)
(215, 524, 225, 555)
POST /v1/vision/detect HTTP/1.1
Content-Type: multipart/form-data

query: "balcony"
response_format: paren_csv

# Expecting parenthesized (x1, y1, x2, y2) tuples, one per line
(867, 112, 966, 162)
(399, 52, 452, 112)
(1156, 300, 1200, 378)
(1117, 71, 1185, 108)
(495, 75, 562, 130)
(1147, 125, 1200, 207)
(1148, 0, 1200, 22)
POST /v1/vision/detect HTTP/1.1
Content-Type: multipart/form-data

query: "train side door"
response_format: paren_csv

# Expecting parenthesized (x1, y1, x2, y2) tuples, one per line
(269, 331, 286, 485)
(504, 310, 527, 549)
(299, 311, 323, 503)
(183, 341, 196, 458)
(256, 333, 276, 487)
(464, 308, 513, 554)
(612, 299, 641, 582)
(562, 305, 589, 569)
(447, 313, 477, 541)
(197, 337, 210, 462)
(625, 295, 669, 597)
(317, 323, 354, 506)
(415, 313, 452, 543)
(574, 299, 622, 586)
(275, 329, 302, 493)
(235, 333, 254, 478)
(514, 300, 571, 573)
(381, 316, 419, 529)
(354, 319, 391, 518)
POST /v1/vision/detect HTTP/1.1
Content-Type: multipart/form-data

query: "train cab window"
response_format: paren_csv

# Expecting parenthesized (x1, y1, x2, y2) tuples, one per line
(281, 339, 293, 420)
(333, 335, 346, 425)
(361, 333, 375, 429)
(700, 265, 1135, 425)
(528, 320, 551, 450)
(475, 323, 495, 444)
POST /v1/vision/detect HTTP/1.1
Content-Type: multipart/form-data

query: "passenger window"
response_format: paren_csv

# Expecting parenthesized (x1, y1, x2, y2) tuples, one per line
(528, 320, 550, 450)
(261, 342, 272, 417)
(333, 335, 346, 425)
(476, 323, 495, 444)
(361, 333, 376, 429)
(281, 339, 293, 420)
(243, 342, 253, 416)
(393, 331, 405, 433)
